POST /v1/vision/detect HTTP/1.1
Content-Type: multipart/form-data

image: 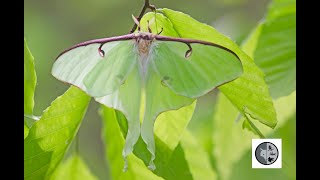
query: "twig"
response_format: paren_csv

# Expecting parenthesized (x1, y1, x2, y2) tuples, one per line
(130, 0, 156, 33)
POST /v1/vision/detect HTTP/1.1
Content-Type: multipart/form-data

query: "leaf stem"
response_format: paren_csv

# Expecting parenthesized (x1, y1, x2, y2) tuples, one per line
(130, 0, 156, 33)
(243, 112, 265, 138)
(24, 114, 40, 121)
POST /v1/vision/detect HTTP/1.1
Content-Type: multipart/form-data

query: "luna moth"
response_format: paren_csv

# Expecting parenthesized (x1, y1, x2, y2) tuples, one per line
(52, 16, 243, 171)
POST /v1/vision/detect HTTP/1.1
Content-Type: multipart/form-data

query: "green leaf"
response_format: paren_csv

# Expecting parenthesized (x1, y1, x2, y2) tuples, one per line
(146, 8, 276, 128)
(242, 117, 265, 138)
(273, 91, 296, 124)
(243, 91, 296, 136)
(139, 101, 196, 179)
(185, 90, 219, 171)
(229, 114, 296, 180)
(242, 0, 296, 99)
(153, 101, 196, 151)
(24, 38, 38, 130)
(242, 91, 296, 137)
(180, 131, 217, 180)
(49, 154, 98, 180)
(212, 91, 295, 180)
(100, 106, 164, 180)
(24, 114, 41, 128)
(212, 93, 255, 179)
(241, 24, 263, 58)
(24, 87, 90, 180)
(101, 102, 199, 179)
(102, 102, 217, 179)
(24, 38, 37, 115)
(24, 122, 29, 139)
(271, 116, 296, 179)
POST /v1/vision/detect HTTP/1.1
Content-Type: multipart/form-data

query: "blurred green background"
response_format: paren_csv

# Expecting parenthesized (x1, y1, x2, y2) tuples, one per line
(25, 0, 295, 179)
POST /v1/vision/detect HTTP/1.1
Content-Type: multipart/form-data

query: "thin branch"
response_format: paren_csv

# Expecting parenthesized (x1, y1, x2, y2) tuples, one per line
(130, 0, 156, 33)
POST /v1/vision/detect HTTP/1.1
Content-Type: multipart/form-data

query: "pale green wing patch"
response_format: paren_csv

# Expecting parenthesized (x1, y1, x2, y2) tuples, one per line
(95, 63, 141, 170)
(152, 41, 242, 98)
(52, 41, 137, 97)
(141, 64, 194, 169)
(100, 106, 164, 180)
(84, 41, 138, 96)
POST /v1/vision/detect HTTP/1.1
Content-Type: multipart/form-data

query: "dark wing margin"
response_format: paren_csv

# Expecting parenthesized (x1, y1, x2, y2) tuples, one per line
(56, 33, 136, 59)
(155, 35, 241, 62)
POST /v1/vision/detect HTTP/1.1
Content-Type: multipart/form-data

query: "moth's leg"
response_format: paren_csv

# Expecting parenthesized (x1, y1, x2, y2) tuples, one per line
(98, 43, 105, 57)
(157, 27, 163, 35)
(185, 43, 193, 58)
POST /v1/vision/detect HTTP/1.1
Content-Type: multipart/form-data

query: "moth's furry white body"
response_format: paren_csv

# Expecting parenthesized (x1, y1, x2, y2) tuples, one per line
(134, 39, 157, 77)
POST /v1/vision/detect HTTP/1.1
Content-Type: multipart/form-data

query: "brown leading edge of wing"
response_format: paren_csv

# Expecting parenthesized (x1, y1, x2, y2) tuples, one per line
(53, 32, 243, 98)
(56, 32, 241, 63)
(55, 33, 136, 60)
(154, 35, 241, 62)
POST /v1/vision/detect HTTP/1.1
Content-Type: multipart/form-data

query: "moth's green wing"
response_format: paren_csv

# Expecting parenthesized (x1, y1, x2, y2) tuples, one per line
(151, 41, 243, 98)
(141, 62, 194, 169)
(95, 52, 194, 170)
(84, 41, 138, 96)
(52, 41, 137, 97)
(95, 62, 141, 171)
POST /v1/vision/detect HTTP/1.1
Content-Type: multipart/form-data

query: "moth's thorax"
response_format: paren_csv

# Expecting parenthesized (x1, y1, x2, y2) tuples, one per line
(137, 39, 152, 56)
(135, 32, 156, 56)
(134, 32, 156, 75)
